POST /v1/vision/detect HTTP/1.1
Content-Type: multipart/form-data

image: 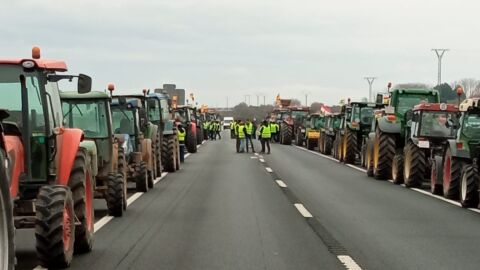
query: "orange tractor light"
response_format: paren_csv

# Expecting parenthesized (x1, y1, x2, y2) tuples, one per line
(32, 46, 41, 59)
(386, 114, 396, 122)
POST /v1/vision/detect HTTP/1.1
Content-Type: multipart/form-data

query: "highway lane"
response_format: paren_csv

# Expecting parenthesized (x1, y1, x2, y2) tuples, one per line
(16, 135, 342, 270)
(263, 142, 480, 270)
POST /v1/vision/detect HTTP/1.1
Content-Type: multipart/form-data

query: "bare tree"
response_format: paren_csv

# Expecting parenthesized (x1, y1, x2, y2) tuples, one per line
(452, 78, 480, 97)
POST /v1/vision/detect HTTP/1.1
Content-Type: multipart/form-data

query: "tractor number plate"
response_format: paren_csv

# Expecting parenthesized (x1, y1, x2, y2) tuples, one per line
(308, 132, 320, 139)
(418, 140, 430, 148)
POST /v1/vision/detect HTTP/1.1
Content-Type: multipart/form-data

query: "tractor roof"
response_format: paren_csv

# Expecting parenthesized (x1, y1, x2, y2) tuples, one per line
(175, 105, 196, 110)
(413, 103, 458, 112)
(0, 58, 67, 72)
(60, 91, 109, 100)
(459, 98, 480, 112)
(391, 88, 438, 95)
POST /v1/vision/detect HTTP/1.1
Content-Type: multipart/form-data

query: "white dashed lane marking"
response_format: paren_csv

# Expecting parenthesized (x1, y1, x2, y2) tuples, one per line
(265, 167, 273, 173)
(337, 255, 363, 270)
(294, 203, 313, 218)
(276, 180, 287, 188)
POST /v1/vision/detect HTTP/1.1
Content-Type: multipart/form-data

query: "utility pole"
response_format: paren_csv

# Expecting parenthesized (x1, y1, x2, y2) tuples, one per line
(256, 95, 259, 106)
(263, 95, 266, 106)
(305, 94, 308, 107)
(226, 96, 229, 111)
(432, 48, 449, 86)
(364, 77, 376, 102)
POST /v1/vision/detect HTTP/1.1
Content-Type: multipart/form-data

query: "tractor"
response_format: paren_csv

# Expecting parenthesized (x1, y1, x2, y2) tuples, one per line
(319, 113, 342, 155)
(299, 113, 323, 150)
(390, 103, 459, 193)
(335, 102, 378, 164)
(445, 98, 480, 206)
(364, 88, 440, 179)
(173, 105, 198, 153)
(145, 90, 181, 173)
(61, 90, 128, 217)
(110, 96, 153, 192)
(0, 47, 94, 268)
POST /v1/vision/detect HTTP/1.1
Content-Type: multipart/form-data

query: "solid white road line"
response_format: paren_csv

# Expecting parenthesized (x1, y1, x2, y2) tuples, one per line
(185, 153, 191, 158)
(154, 172, 168, 185)
(346, 164, 367, 173)
(293, 145, 339, 162)
(276, 180, 287, 188)
(259, 158, 265, 163)
(337, 255, 363, 270)
(126, 192, 144, 206)
(265, 167, 273, 173)
(411, 188, 462, 207)
(294, 203, 313, 218)
(94, 216, 114, 233)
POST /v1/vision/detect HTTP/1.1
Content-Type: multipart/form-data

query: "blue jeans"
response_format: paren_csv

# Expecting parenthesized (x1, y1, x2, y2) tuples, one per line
(179, 144, 185, 162)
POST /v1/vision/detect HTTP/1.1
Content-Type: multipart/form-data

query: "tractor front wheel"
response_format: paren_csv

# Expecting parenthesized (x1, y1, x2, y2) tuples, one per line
(35, 185, 75, 268)
(391, 153, 404, 184)
(443, 147, 463, 199)
(344, 129, 357, 164)
(0, 149, 14, 270)
(186, 128, 197, 153)
(373, 128, 395, 180)
(280, 123, 293, 145)
(107, 173, 125, 217)
(430, 156, 443, 195)
(403, 142, 425, 188)
(135, 161, 149, 192)
(460, 164, 479, 208)
(162, 135, 177, 173)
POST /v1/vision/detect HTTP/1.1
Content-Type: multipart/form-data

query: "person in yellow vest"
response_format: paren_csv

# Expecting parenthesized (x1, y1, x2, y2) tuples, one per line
(236, 120, 246, 153)
(234, 120, 241, 152)
(209, 120, 215, 140)
(177, 124, 186, 162)
(245, 119, 255, 153)
(203, 120, 209, 141)
(269, 120, 277, 143)
(215, 120, 222, 140)
(259, 120, 271, 154)
(230, 120, 236, 139)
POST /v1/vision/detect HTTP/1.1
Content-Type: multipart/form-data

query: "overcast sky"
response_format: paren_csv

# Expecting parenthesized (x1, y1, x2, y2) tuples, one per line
(1, 0, 479, 107)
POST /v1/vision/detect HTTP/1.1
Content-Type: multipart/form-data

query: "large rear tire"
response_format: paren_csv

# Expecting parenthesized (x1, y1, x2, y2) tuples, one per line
(344, 129, 357, 164)
(443, 147, 463, 199)
(135, 161, 148, 192)
(296, 130, 303, 146)
(117, 147, 127, 211)
(430, 156, 443, 195)
(35, 185, 75, 268)
(373, 128, 395, 180)
(403, 142, 425, 188)
(460, 164, 479, 208)
(69, 150, 94, 254)
(186, 127, 197, 153)
(391, 153, 404, 184)
(196, 126, 203, 145)
(280, 123, 292, 145)
(0, 149, 14, 270)
(106, 173, 125, 217)
(366, 140, 374, 177)
(324, 136, 333, 155)
(162, 135, 176, 173)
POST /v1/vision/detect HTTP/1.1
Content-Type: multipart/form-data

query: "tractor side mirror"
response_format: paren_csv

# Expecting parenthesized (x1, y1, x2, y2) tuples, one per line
(78, 74, 92, 94)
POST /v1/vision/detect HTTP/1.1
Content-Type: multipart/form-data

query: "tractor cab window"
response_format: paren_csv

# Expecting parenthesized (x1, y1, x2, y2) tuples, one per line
(111, 107, 136, 136)
(419, 111, 457, 138)
(45, 81, 63, 129)
(147, 99, 161, 123)
(188, 109, 196, 122)
(397, 94, 437, 115)
(62, 100, 109, 138)
(160, 99, 170, 121)
(333, 116, 342, 129)
(292, 111, 308, 120)
(462, 114, 480, 139)
(174, 110, 186, 123)
(358, 107, 373, 125)
(313, 117, 323, 129)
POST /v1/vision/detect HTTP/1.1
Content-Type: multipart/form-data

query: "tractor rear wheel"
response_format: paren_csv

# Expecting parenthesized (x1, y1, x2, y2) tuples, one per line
(295, 130, 303, 146)
(430, 156, 443, 195)
(365, 140, 374, 177)
(0, 149, 14, 270)
(35, 185, 75, 268)
(196, 126, 203, 145)
(162, 135, 176, 173)
(107, 173, 125, 217)
(186, 128, 197, 153)
(443, 147, 463, 199)
(318, 133, 324, 153)
(391, 153, 404, 184)
(135, 161, 148, 192)
(403, 142, 425, 188)
(280, 123, 292, 145)
(175, 138, 181, 170)
(336, 135, 344, 162)
(69, 150, 94, 253)
(344, 129, 357, 164)
(307, 139, 315, 150)
(324, 136, 333, 155)
(460, 164, 479, 208)
(373, 128, 395, 180)
(118, 147, 127, 210)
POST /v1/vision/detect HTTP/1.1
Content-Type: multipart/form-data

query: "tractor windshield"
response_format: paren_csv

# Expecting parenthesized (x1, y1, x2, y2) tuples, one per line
(292, 111, 309, 119)
(174, 109, 187, 123)
(62, 100, 109, 138)
(312, 117, 323, 129)
(111, 107, 136, 136)
(0, 65, 46, 133)
(419, 111, 458, 138)
(352, 106, 374, 125)
(333, 116, 342, 129)
(462, 114, 480, 139)
(397, 94, 437, 115)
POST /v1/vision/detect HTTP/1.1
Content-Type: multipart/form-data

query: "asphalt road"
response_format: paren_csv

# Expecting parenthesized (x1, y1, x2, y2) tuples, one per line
(15, 134, 343, 270)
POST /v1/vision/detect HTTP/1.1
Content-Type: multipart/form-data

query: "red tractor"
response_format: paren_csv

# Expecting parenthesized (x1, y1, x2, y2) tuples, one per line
(0, 48, 94, 268)
(173, 105, 198, 153)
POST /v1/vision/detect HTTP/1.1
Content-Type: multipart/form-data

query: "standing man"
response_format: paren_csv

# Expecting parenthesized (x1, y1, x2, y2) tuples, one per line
(209, 120, 215, 140)
(236, 120, 246, 153)
(259, 120, 271, 154)
(215, 120, 222, 139)
(203, 120, 209, 141)
(177, 124, 186, 162)
(270, 120, 277, 143)
(235, 120, 241, 152)
(245, 119, 255, 153)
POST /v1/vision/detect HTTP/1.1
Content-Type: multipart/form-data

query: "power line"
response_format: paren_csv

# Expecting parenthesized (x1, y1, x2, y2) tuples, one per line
(432, 48, 449, 86)
(364, 77, 377, 102)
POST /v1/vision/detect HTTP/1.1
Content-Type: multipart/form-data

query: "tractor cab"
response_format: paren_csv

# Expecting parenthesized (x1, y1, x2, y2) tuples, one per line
(111, 96, 145, 154)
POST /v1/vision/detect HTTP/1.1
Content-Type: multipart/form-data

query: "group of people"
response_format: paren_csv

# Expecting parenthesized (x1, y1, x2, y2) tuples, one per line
(230, 119, 281, 154)
(202, 120, 222, 140)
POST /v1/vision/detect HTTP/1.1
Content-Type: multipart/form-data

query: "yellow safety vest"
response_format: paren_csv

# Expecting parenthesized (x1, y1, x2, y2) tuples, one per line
(177, 129, 186, 142)
(261, 125, 271, 139)
(270, 123, 276, 133)
(246, 123, 253, 135)
(237, 124, 245, 138)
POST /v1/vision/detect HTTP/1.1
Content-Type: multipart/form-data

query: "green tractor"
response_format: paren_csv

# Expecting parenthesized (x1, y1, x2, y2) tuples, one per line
(445, 98, 480, 206)
(147, 90, 181, 172)
(364, 88, 440, 179)
(110, 96, 154, 192)
(61, 90, 128, 217)
(335, 102, 378, 164)
(391, 103, 459, 191)
(299, 113, 324, 150)
(319, 113, 342, 155)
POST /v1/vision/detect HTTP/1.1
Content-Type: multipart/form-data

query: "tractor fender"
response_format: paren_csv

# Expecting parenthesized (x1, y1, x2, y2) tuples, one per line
(377, 117, 401, 134)
(446, 139, 470, 159)
(141, 138, 153, 170)
(190, 122, 197, 136)
(56, 128, 84, 186)
(80, 140, 98, 178)
(4, 135, 24, 198)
